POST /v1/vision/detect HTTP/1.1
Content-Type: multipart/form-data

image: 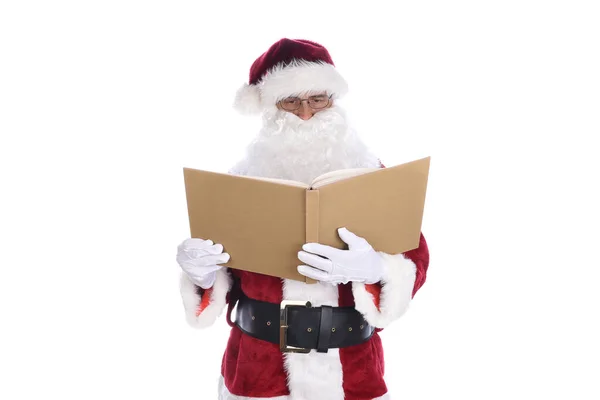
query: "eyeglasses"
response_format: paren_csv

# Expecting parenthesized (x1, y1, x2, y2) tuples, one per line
(278, 94, 333, 111)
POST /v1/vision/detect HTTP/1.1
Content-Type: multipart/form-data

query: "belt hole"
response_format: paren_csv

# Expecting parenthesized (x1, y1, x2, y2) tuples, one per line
(266, 321, 271, 326)
(331, 328, 336, 332)
(348, 327, 353, 332)
(251, 316, 255, 320)
(307, 328, 312, 332)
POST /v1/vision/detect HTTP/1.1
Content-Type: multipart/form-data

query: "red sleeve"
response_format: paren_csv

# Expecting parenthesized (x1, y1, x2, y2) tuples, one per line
(404, 232, 429, 297)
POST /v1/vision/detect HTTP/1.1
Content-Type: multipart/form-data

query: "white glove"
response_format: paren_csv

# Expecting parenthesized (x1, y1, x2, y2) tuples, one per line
(176, 238, 230, 289)
(297, 227, 385, 285)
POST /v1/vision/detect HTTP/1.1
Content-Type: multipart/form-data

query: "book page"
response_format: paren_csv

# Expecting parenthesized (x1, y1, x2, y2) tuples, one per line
(247, 176, 309, 188)
(310, 167, 379, 189)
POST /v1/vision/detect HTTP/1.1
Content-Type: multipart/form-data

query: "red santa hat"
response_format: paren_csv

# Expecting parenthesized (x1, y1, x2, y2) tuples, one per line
(233, 38, 349, 114)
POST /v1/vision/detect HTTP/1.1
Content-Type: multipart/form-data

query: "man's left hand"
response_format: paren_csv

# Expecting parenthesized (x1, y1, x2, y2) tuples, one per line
(297, 227, 385, 285)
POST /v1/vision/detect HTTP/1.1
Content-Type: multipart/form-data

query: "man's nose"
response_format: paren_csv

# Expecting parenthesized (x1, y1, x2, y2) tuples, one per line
(296, 102, 314, 120)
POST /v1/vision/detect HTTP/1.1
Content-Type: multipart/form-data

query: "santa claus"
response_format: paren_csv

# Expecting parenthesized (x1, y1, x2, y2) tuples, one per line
(176, 38, 429, 400)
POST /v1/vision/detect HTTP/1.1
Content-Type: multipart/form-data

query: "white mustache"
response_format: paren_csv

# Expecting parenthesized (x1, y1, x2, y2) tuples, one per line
(261, 106, 348, 138)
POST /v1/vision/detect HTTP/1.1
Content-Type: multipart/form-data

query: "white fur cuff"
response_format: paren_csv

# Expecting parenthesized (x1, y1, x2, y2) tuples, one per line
(180, 268, 232, 328)
(352, 252, 417, 329)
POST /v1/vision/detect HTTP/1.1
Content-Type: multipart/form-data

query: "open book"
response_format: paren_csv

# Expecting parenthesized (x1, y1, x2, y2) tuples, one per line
(183, 156, 430, 283)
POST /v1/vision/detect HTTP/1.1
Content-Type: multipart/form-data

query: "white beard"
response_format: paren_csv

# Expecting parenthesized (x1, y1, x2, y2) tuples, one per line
(229, 106, 381, 184)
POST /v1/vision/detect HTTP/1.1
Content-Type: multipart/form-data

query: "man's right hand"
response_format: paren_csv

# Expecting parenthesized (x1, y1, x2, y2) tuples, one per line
(176, 238, 230, 289)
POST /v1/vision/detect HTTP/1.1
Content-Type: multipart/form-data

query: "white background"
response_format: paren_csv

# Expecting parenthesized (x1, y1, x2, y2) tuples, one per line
(1, 1, 599, 399)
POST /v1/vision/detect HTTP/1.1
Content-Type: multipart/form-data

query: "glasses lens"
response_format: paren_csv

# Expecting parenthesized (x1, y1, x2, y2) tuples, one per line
(280, 97, 301, 111)
(308, 95, 330, 109)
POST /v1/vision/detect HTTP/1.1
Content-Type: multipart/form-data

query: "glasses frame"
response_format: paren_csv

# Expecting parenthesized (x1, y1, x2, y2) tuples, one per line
(277, 94, 333, 111)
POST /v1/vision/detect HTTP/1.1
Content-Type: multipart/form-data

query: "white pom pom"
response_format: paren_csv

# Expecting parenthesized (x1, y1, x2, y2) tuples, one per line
(233, 83, 262, 115)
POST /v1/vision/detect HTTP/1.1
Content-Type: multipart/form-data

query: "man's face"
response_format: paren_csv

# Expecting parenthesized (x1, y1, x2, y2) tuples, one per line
(276, 92, 333, 120)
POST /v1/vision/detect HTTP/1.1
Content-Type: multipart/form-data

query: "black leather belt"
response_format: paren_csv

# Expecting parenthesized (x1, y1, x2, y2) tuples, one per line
(234, 293, 375, 353)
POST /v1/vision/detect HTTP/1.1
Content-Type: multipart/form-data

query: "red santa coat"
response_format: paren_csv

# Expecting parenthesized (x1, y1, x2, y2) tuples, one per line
(180, 234, 429, 400)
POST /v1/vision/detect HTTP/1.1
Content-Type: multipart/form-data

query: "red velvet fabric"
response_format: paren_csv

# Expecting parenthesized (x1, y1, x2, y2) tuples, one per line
(221, 270, 290, 397)
(364, 283, 382, 310)
(339, 283, 388, 399)
(195, 287, 213, 316)
(221, 325, 290, 397)
(406, 233, 429, 297)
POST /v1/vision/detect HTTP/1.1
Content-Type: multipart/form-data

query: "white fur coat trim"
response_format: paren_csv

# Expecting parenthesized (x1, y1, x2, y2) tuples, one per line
(180, 269, 232, 329)
(352, 252, 417, 329)
(281, 279, 345, 400)
(233, 60, 348, 115)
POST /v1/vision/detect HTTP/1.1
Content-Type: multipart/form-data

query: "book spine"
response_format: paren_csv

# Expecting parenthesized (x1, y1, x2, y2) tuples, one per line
(304, 189, 320, 284)
(305, 189, 320, 243)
